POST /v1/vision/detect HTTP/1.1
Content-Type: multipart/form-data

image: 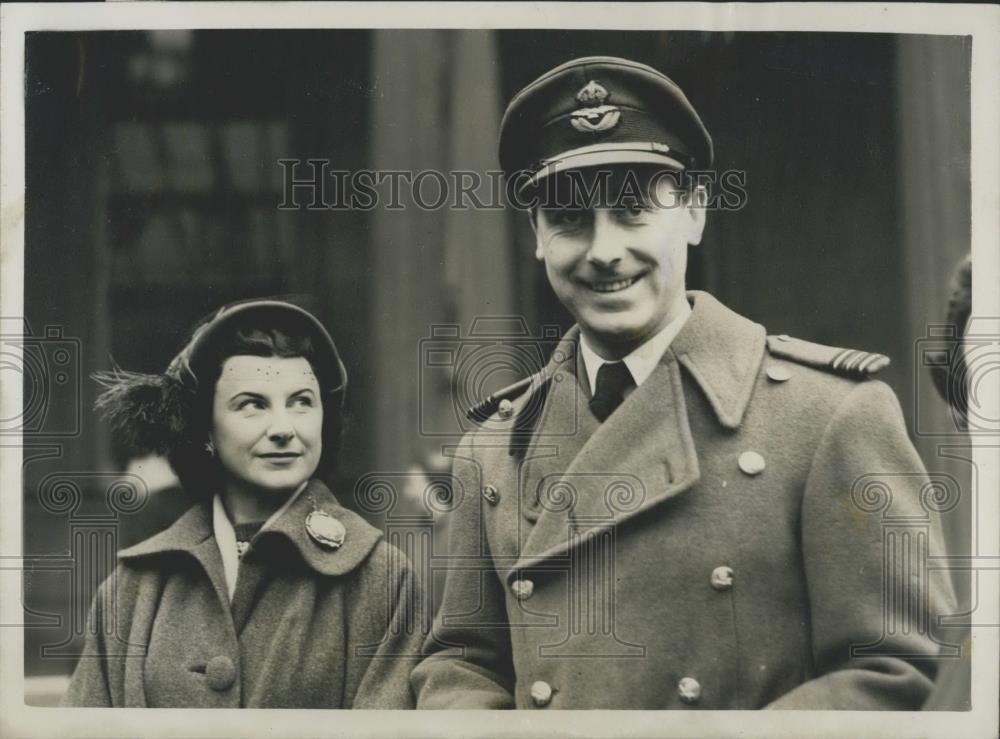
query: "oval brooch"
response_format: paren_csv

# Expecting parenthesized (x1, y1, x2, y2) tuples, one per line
(305, 510, 347, 550)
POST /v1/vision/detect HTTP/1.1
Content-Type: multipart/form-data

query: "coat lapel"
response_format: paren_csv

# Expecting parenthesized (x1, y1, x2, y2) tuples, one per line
(512, 351, 699, 576)
(509, 290, 766, 578)
(262, 479, 382, 576)
(670, 291, 766, 429)
(119, 503, 234, 618)
(514, 334, 592, 556)
(118, 480, 382, 597)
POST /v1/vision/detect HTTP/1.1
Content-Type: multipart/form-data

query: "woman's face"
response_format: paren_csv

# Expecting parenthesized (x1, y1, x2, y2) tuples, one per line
(210, 354, 323, 498)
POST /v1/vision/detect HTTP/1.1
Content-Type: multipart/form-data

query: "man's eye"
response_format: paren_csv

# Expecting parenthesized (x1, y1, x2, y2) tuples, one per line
(545, 208, 587, 227)
(617, 202, 650, 218)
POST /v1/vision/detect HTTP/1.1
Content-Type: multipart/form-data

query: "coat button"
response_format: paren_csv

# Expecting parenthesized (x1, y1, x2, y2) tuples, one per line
(530, 680, 553, 707)
(205, 655, 236, 691)
(711, 566, 734, 591)
(738, 451, 766, 476)
(498, 399, 514, 419)
(766, 365, 791, 382)
(511, 578, 534, 600)
(482, 485, 500, 505)
(677, 676, 701, 704)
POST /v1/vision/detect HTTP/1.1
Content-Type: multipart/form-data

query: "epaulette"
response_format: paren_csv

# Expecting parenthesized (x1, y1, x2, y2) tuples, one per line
(766, 334, 890, 379)
(465, 376, 535, 423)
(466, 372, 555, 460)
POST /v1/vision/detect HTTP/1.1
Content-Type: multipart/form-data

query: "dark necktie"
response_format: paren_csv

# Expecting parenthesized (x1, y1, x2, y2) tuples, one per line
(589, 361, 636, 422)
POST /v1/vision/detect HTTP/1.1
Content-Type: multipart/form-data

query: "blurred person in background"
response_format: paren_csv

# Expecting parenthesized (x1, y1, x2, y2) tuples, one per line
(63, 299, 422, 708)
(924, 253, 974, 711)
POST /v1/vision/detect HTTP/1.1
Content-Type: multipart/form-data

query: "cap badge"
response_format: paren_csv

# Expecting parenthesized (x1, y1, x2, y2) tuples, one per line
(576, 80, 609, 105)
(305, 509, 347, 550)
(571, 80, 620, 133)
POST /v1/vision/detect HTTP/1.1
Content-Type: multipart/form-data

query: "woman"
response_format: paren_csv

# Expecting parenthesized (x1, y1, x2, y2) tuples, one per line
(63, 299, 422, 708)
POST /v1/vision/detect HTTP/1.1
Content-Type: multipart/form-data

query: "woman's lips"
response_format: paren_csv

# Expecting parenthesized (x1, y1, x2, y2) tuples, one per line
(257, 452, 302, 463)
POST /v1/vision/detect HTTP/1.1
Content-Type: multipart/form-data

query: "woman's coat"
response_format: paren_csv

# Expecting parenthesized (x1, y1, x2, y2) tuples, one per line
(63, 479, 423, 708)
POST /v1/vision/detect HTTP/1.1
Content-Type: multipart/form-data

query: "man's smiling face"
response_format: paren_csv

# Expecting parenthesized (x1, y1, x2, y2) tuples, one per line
(533, 166, 706, 358)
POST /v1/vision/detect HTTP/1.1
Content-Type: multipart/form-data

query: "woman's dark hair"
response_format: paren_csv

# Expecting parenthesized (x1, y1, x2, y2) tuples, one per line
(168, 319, 344, 498)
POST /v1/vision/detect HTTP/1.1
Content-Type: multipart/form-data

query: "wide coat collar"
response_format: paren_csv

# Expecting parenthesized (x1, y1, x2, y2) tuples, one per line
(119, 478, 383, 578)
(508, 290, 766, 577)
(670, 290, 767, 429)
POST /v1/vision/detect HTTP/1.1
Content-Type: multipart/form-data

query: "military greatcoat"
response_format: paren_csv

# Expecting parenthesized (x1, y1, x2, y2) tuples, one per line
(412, 291, 956, 710)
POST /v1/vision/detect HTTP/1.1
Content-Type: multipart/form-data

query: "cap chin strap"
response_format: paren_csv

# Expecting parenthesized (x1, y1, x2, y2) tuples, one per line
(527, 142, 687, 191)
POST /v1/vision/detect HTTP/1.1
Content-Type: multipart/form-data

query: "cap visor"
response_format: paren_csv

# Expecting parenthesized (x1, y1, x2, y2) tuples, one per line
(525, 144, 686, 193)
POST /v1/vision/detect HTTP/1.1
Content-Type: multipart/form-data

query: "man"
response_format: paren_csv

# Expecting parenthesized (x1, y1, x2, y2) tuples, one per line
(411, 56, 955, 709)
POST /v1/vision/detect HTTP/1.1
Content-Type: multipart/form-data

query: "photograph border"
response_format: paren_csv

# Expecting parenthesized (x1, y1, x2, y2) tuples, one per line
(2, 3, 998, 738)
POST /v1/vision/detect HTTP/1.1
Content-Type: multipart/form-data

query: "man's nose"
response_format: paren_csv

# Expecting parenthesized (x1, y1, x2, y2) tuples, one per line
(586, 212, 626, 269)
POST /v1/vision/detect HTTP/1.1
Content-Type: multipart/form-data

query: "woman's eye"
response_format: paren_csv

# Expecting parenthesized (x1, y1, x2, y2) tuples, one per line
(292, 395, 314, 408)
(238, 398, 266, 411)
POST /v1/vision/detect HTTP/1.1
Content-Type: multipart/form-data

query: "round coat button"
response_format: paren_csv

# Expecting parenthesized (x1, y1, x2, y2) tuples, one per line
(738, 451, 766, 476)
(766, 365, 791, 383)
(711, 566, 734, 591)
(482, 485, 500, 505)
(530, 680, 553, 707)
(205, 655, 236, 691)
(677, 676, 701, 704)
(498, 399, 514, 419)
(511, 579, 534, 600)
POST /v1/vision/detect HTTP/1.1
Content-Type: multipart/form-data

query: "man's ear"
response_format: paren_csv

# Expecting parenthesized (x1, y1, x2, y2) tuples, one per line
(529, 209, 544, 260)
(685, 189, 707, 246)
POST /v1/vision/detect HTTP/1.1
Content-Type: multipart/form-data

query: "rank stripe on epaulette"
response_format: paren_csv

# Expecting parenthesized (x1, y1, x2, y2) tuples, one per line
(831, 349, 890, 375)
(767, 335, 890, 379)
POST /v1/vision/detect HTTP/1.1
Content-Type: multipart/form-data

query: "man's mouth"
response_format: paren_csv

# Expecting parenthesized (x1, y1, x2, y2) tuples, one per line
(586, 274, 642, 293)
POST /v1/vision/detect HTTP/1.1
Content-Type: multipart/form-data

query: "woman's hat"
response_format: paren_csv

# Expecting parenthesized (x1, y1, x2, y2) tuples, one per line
(167, 299, 347, 401)
(95, 299, 346, 460)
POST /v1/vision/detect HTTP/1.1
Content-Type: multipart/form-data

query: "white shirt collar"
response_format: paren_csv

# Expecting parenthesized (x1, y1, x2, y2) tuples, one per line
(579, 299, 692, 396)
(212, 480, 310, 601)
